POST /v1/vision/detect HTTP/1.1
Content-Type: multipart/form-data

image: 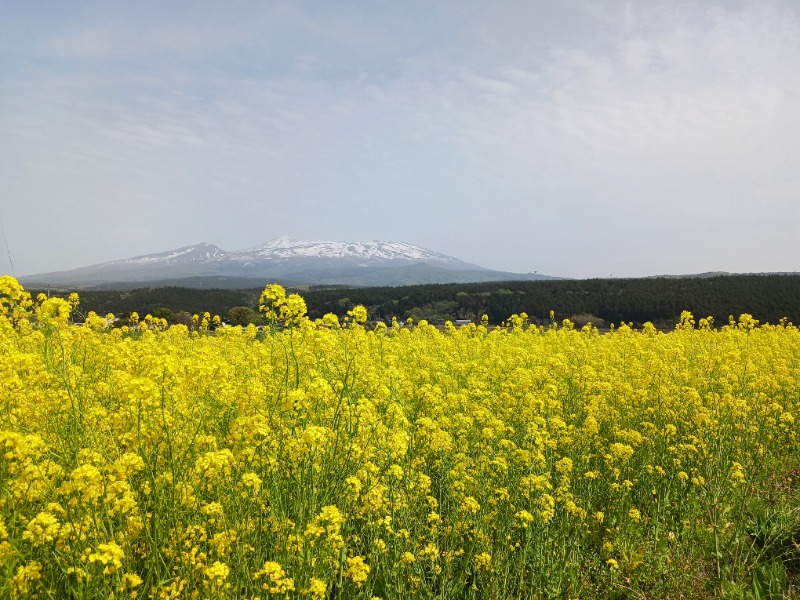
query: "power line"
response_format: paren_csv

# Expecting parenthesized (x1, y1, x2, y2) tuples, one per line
(0, 216, 15, 276)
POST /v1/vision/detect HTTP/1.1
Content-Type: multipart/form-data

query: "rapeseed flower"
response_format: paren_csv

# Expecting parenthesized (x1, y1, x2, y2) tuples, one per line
(345, 555, 370, 586)
(1, 277, 799, 598)
(254, 561, 294, 593)
(22, 511, 60, 545)
(474, 552, 492, 571)
(89, 542, 125, 574)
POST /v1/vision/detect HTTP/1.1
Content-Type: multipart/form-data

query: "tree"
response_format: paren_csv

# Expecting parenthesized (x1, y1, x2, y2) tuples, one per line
(151, 307, 173, 322)
(173, 311, 194, 327)
(227, 306, 260, 326)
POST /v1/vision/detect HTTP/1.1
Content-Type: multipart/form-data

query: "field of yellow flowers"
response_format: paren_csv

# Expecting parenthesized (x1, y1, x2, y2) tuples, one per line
(1, 275, 799, 599)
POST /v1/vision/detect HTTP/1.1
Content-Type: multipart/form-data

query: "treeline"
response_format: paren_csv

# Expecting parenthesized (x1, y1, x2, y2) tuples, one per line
(301, 275, 800, 327)
(60, 286, 263, 319)
(38, 274, 800, 328)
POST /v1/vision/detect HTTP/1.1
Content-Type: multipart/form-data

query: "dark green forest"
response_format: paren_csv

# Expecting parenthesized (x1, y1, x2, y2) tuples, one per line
(39, 274, 800, 328)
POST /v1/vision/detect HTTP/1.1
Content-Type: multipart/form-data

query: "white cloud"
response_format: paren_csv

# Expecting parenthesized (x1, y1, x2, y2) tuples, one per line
(1, 1, 799, 277)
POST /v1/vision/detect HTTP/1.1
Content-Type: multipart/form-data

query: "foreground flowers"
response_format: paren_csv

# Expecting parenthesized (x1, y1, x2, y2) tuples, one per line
(1, 278, 799, 598)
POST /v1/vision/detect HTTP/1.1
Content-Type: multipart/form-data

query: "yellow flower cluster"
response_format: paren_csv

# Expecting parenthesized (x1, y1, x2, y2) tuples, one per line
(1, 278, 799, 598)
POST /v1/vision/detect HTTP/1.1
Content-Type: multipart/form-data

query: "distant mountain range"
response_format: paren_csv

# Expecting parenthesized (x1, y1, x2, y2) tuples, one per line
(20, 237, 558, 289)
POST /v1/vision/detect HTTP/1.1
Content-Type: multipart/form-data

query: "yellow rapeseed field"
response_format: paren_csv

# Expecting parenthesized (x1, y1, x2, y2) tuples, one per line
(1, 275, 799, 598)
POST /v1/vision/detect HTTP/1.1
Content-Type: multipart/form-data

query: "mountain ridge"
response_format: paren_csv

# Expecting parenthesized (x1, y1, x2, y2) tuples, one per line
(20, 237, 555, 289)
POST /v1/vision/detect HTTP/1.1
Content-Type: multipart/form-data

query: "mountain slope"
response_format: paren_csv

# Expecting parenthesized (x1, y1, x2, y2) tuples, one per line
(242, 237, 467, 264)
(20, 237, 556, 288)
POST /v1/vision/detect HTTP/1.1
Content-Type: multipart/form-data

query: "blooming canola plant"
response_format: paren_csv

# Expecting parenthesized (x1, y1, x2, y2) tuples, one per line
(0, 275, 799, 598)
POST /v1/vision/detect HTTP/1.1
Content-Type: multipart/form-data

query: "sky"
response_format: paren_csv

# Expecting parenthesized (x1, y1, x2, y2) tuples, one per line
(1, 0, 799, 279)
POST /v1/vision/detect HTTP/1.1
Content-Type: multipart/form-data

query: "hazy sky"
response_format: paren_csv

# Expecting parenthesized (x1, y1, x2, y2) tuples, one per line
(2, 1, 799, 278)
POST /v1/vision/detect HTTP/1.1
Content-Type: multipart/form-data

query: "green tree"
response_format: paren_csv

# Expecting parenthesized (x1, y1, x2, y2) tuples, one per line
(151, 307, 173, 322)
(227, 306, 260, 326)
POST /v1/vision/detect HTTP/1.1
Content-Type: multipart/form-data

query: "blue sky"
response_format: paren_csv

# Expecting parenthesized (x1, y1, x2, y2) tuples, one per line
(2, 0, 799, 278)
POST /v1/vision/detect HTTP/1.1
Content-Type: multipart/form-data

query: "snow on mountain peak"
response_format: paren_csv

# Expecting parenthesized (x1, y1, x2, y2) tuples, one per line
(241, 237, 458, 262)
(118, 243, 227, 265)
(106, 237, 462, 270)
(259, 236, 301, 249)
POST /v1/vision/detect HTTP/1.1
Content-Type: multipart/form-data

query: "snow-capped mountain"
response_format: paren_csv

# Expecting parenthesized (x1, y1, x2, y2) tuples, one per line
(104, 238, 464, 267)
(21, 237, 554, 289)
(116, 242, 229, 265)
(241, 237, 460, 263)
